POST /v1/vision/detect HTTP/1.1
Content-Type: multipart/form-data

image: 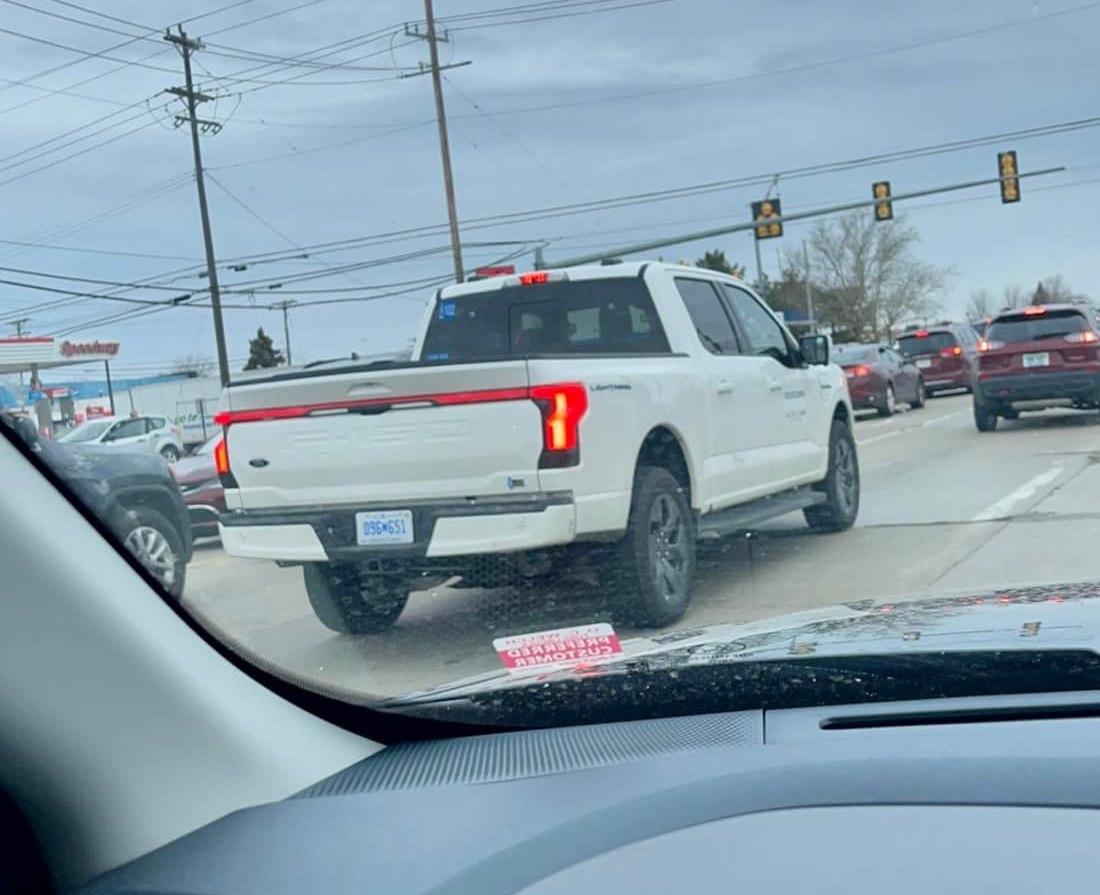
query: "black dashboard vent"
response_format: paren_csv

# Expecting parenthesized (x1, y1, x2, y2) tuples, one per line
(297, 710, 762, 797)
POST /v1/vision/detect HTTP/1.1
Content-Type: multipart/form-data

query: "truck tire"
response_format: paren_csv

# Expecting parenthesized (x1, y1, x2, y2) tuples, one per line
(118, 505, 187, 599)
(610, 465, 696, 628)
(303, 563, 409, 634)
(804, 418, 860, 533)
(974, 400, 998, 432)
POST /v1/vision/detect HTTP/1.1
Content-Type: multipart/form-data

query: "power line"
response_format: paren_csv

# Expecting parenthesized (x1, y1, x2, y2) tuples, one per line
(446, 0, 677, 31)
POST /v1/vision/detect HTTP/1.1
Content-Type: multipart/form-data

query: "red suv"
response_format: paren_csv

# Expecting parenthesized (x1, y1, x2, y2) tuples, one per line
(973, 304, 1100, 431)
(896, 324, 979, 395)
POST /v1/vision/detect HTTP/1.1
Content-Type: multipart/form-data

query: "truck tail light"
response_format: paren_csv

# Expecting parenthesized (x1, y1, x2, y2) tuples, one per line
(213, 436, 237, 489)
(530, 383, 587, 468)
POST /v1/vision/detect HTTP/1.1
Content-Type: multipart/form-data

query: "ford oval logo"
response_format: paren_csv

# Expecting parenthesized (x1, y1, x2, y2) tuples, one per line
(248, 458, 270, 468)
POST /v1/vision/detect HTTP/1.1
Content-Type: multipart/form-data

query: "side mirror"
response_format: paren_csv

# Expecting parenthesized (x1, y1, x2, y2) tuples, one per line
(799, 333, 830, 366)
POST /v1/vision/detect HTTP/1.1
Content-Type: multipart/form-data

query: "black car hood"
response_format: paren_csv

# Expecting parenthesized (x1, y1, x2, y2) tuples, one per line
(388, 581, 1100, 706)
(37, 439, 170, 486)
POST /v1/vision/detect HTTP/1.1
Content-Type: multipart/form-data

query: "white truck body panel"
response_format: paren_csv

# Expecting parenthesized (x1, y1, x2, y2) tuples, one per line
(216, 262, 851, 562)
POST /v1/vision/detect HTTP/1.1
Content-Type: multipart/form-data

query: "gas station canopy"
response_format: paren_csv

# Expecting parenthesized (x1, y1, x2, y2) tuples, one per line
(0, 337, 120, 375)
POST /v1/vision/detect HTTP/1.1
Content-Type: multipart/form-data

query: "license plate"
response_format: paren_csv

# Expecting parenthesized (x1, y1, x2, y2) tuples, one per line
(916, 358, 932, 368)
(1022, 352, 1050, 368)
(355, 510, 414, 545)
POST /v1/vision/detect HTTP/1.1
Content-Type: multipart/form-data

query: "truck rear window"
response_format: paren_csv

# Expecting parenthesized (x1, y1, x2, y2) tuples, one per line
(421, 278, 670, 361)
(986, 310, 1089, 343)
(897, 331, 957, 356)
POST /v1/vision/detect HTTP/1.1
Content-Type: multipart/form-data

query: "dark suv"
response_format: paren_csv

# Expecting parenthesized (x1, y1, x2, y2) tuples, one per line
(896, 323, 979, 395)
(1, 412, 192, 596)
(973, 304, 1100, 431)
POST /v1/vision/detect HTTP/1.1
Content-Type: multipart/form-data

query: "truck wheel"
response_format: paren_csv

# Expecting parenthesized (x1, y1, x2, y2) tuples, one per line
(877, 384, 896, 417)
(804, 418, 860, 533)
(303, 563, 409, 634)
(119, 506, 187, 599)
(974, 400, 998, 432)
(611, 466, 696, 628)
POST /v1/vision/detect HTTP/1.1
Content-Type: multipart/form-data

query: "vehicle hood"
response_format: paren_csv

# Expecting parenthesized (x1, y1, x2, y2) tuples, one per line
(38, 439, 170, 486)
(387, 581, 1100, 705)
(173, 455, 216, 485)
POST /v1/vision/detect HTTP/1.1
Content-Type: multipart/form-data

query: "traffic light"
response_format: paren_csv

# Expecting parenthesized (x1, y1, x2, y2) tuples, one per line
(998, 150, 1020, 203)
(872, 181, 893, 221)
(751, 198, 783, 240)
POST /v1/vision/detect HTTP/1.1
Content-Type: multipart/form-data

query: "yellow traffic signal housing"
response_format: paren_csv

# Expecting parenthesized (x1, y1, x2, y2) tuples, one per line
(872, 181, 893, 221)
(998, 151, 1020, 203)
(751, 199, 783, 240)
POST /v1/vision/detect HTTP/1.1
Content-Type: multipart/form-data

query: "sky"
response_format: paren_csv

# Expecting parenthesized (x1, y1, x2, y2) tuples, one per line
(0, 0, 1098, 381)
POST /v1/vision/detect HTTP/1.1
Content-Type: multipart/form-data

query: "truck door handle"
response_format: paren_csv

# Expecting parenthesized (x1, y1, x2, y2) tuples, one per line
(716, 380, 735, 396)
(765, 378, 783, 392)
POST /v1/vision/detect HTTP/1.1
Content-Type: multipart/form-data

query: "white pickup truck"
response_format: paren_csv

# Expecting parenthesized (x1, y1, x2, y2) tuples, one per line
(213, 262, 857, 633)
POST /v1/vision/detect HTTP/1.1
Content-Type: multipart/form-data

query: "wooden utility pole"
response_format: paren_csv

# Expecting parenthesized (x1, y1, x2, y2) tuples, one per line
(273, 300, 296, 366)
(165, 25, 231, 388)
(405, 2, 470, 283)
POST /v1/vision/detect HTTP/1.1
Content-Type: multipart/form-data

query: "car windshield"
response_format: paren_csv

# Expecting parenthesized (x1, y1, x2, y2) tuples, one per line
(832, 345, 878, 364)
(987, 310, 1089, 343)
(5, 0, 1100, 732)
(58, 420, 113, 443)
(897, 332, 957, 355)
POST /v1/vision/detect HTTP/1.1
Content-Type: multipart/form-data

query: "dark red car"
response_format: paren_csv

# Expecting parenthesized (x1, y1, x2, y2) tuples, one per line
(896, 324, 979, 395)
(973, 304, 1100, 431)
(834, 342, 925, 416)
(171, 433, 225, 538)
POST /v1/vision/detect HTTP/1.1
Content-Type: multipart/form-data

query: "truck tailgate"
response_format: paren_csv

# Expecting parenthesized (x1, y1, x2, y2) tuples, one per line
(220, 362, 545, 508)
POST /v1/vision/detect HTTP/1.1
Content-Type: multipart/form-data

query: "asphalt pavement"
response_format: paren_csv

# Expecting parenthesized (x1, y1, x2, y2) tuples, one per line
(182, 392, 1100, 697)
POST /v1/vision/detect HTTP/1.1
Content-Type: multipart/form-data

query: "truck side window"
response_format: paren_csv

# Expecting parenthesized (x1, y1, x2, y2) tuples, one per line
(675, 278, 740, 355)
(720, 284, 794, 366)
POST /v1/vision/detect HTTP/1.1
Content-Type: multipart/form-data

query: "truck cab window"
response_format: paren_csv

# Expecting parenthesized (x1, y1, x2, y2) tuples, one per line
(720, 284, 794, 365)
(675, 278, 740, 355)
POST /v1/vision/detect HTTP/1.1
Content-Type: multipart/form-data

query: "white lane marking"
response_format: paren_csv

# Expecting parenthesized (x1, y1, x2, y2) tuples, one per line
(921, 409, 965, 427)
(971, 465, 1064, 521)
(857, 430, 901, 447)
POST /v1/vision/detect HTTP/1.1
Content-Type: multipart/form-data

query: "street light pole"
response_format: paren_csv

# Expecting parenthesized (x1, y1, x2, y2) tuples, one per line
(803, 240, 816, 334)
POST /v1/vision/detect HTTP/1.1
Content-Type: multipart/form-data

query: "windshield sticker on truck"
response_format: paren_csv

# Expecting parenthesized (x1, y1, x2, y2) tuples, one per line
(438, 300, 456, 320)
(493, 623, 623, 671)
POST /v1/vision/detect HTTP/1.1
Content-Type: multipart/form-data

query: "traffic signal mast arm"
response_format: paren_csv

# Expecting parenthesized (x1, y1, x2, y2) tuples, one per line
(545, 165, 1064, 269)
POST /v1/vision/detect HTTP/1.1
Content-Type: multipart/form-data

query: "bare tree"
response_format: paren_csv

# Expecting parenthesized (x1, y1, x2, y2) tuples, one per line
(1039, 274, 1089, 304)
(1002, 284, 1027, 309)
(965, 288, 995, 320)
(807, 212, 949, 341)
(169, 353, 214, 377)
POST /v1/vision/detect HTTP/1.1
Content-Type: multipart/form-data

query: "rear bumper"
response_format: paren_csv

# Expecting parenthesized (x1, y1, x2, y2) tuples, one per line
(218, 492, 577, 563)
(977, 370, 1100, 405)
(922, 369, 971, 391)
(847, 386, 882, 409)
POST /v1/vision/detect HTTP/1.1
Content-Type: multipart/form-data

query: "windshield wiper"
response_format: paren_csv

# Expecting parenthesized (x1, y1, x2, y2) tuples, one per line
(380, 650, 1100, 728)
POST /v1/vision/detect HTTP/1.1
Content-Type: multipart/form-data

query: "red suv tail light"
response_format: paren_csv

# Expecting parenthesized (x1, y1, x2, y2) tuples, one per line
(845, 365, 870, 378)
(939, 345, 963, 358)
(978, 338, 1004, 352)
(1065, 331, 1098, 344)
(530, 383, 588, 468)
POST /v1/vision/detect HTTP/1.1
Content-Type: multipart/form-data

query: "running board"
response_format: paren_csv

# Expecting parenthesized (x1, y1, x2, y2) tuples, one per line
(697, 486, 827, 540)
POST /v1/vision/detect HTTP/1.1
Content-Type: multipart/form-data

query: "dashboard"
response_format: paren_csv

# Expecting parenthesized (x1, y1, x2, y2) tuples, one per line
(78, 691, 1100, 895)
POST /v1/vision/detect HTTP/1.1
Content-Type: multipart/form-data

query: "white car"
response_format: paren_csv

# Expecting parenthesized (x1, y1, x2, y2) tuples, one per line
(59, 415, 185, 463)
(214, 262, 857, 631)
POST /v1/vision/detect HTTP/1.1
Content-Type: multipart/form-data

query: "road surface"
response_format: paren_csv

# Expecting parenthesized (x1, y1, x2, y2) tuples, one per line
(183, 393, 1100, 698)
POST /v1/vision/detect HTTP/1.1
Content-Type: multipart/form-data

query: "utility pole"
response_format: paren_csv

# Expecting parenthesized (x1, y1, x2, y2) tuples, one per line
(9, 318, 30, 391)
(104, 360, 115, 415)
(273, 300, 296, 366)
(802, 240, 816, 334)
(164, 25, 231, 388)
(404, 2, 471, 283)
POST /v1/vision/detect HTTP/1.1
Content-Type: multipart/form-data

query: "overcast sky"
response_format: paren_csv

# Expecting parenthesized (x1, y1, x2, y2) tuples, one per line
(1, 0, 1098, 380)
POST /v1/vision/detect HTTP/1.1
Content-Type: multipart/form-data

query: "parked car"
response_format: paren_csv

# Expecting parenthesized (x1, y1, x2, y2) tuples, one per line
(896, 323, 979, 395)
(833, 342, 925, 416)
(1, 411, 192, 596)
(973, 304, 1100, 431)
(213, 261, 857, 633)
(58, 414, 185, 462)
(172, 433, 226, 538)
